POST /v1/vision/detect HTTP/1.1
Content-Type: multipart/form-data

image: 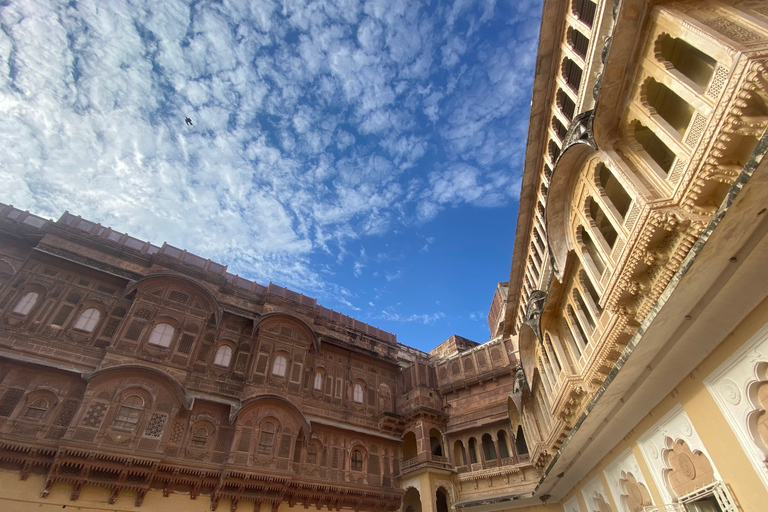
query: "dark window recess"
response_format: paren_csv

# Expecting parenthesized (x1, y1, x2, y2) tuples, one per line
(52, 305, 74, 326)
(124, 320, 146, 341)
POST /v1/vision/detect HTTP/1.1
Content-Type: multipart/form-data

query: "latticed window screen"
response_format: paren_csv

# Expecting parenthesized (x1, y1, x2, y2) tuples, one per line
(143, 413, 167, 438)
(177, 334, 195, 354)
(51, 305, 74, 326)
(0, 388, 25, 417)
(82, 402, 109, 428)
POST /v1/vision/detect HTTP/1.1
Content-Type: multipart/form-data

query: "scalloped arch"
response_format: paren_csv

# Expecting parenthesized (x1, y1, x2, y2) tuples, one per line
(124, 273, 222, 325)
(85, 365, 190, 409)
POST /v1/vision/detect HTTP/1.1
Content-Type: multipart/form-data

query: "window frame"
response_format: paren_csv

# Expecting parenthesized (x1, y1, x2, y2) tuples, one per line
(13, 291, 39, 316)
(147, 322, 175, 348)
(73, 307, 102, 333)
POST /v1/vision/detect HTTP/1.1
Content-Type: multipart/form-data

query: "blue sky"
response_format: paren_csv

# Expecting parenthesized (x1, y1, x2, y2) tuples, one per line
(0, 0, 542, 352)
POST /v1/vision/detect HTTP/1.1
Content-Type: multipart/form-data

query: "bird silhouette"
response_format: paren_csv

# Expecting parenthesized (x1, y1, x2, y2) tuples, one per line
(185, 117, 193, 126)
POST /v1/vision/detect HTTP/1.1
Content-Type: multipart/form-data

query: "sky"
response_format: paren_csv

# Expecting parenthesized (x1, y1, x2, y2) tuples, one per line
(0, 0, 543, 352)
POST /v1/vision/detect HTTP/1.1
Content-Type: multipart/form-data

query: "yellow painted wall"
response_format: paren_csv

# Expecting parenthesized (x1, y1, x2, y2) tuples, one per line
(560, 295, 768, 511)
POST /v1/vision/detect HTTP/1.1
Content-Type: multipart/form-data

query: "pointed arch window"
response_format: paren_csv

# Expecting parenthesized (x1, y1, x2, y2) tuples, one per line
(313, 370, 324, 391)
(73, 308, 101, 332)
(13, 292, 38, 315)
(148, 323, 174, 347)
(213, 345, 233, 367)
(468, 437, 479, 464)
(587, 197, 618, 249)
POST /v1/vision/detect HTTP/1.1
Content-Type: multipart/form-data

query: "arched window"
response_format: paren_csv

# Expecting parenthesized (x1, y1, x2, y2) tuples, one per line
(403, 432, 418, 460)
(557, 89, 576, 120)
(353, 383, 364, 403)
(574, 289, 596, 332)
(430, 429, 443, 456)
(213, 345, 233, 367)
(656, 34, 716, 89)
(258, 421, 276, 454)
(633, 122, 675, 175)
(596, 163, 631, 220)
(572, 0, 597, 27)
(578, 226, 606, 275)
(552, 116, 567, 141)
(306, 443, 319, 464)
(112, 395, 144, 431)
(515, 425, 529, 455)
(497, 431, 511, 458)
(351, 448, 363, 471)
(148, 323, 174, 347)
(567, 305, 590, 346)
(643, 78, 694, 136)
(580, 270, 603, 314)
(481, 433, 497, 461)
(313, 370, 324, 391)
(454, 440, 466, 466)
(468, 437, 479, 464)
(13, 292, 38, 315)
(24, 398, 50, 420)
(272, 355, 287, 377)
(567, 26, 589, 58)
(587, 197, 618, 248)
(562, 57, 583, 92)
(73, 308, 101, 332)
(191, 427, 209, 447)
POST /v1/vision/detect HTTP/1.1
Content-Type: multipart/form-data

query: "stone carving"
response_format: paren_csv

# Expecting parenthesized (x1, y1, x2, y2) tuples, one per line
(524, 290, 548, 343)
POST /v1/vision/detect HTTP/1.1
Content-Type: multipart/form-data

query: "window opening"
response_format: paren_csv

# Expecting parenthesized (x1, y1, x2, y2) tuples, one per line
(272, 355, 287, 376)
(563, 58, 583, 92)
(644, 78, 694, 136)
(468, 437, 479, 464)
(572, 0, 597, 27)
(24, 398, 50, 420)
(596, 163, 631, 219)
(634, 122, 675, 174)
(497, 431, 510, 458)
(351, 449, 363, 471)
(73, 307, 101, 332)
(353, 383, 364, 403)
(313, 371, 324, 391)
(13, 292, 38, 315)
(191, 427, 209, 447)
(568, 26, 590, 58)
(258, 421, 276, 454)
(579, 226, 606, 275)
(557, 89, 576, 120)
(112, 395, 144, 431)
(587, 197, 618, 248)
(213, 345, 233, 367)
(657, 34, 716, 89)
(148, 323, 174, 347)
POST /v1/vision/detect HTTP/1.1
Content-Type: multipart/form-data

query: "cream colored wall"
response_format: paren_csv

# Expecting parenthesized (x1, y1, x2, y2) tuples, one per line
(0, 469, 346, 512)
(558, 295, 768, 511)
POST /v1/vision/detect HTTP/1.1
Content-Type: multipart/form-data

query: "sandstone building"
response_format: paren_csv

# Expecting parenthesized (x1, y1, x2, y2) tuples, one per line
(1, 1, 768, 512)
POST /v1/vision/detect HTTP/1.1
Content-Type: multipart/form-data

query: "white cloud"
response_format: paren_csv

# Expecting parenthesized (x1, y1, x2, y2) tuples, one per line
(0, 0, 540, 310)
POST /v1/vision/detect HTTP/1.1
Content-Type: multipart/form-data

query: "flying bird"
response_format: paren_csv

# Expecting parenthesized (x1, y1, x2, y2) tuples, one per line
(185, 117, 193, 126)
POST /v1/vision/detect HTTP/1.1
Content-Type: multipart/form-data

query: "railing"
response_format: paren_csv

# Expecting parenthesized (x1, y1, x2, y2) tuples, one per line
(0, 204, 397, 344)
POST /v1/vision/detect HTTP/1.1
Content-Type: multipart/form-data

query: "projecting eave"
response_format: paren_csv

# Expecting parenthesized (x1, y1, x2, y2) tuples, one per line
(503, 0, 566, 339)
(532, 132, 768, 502)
